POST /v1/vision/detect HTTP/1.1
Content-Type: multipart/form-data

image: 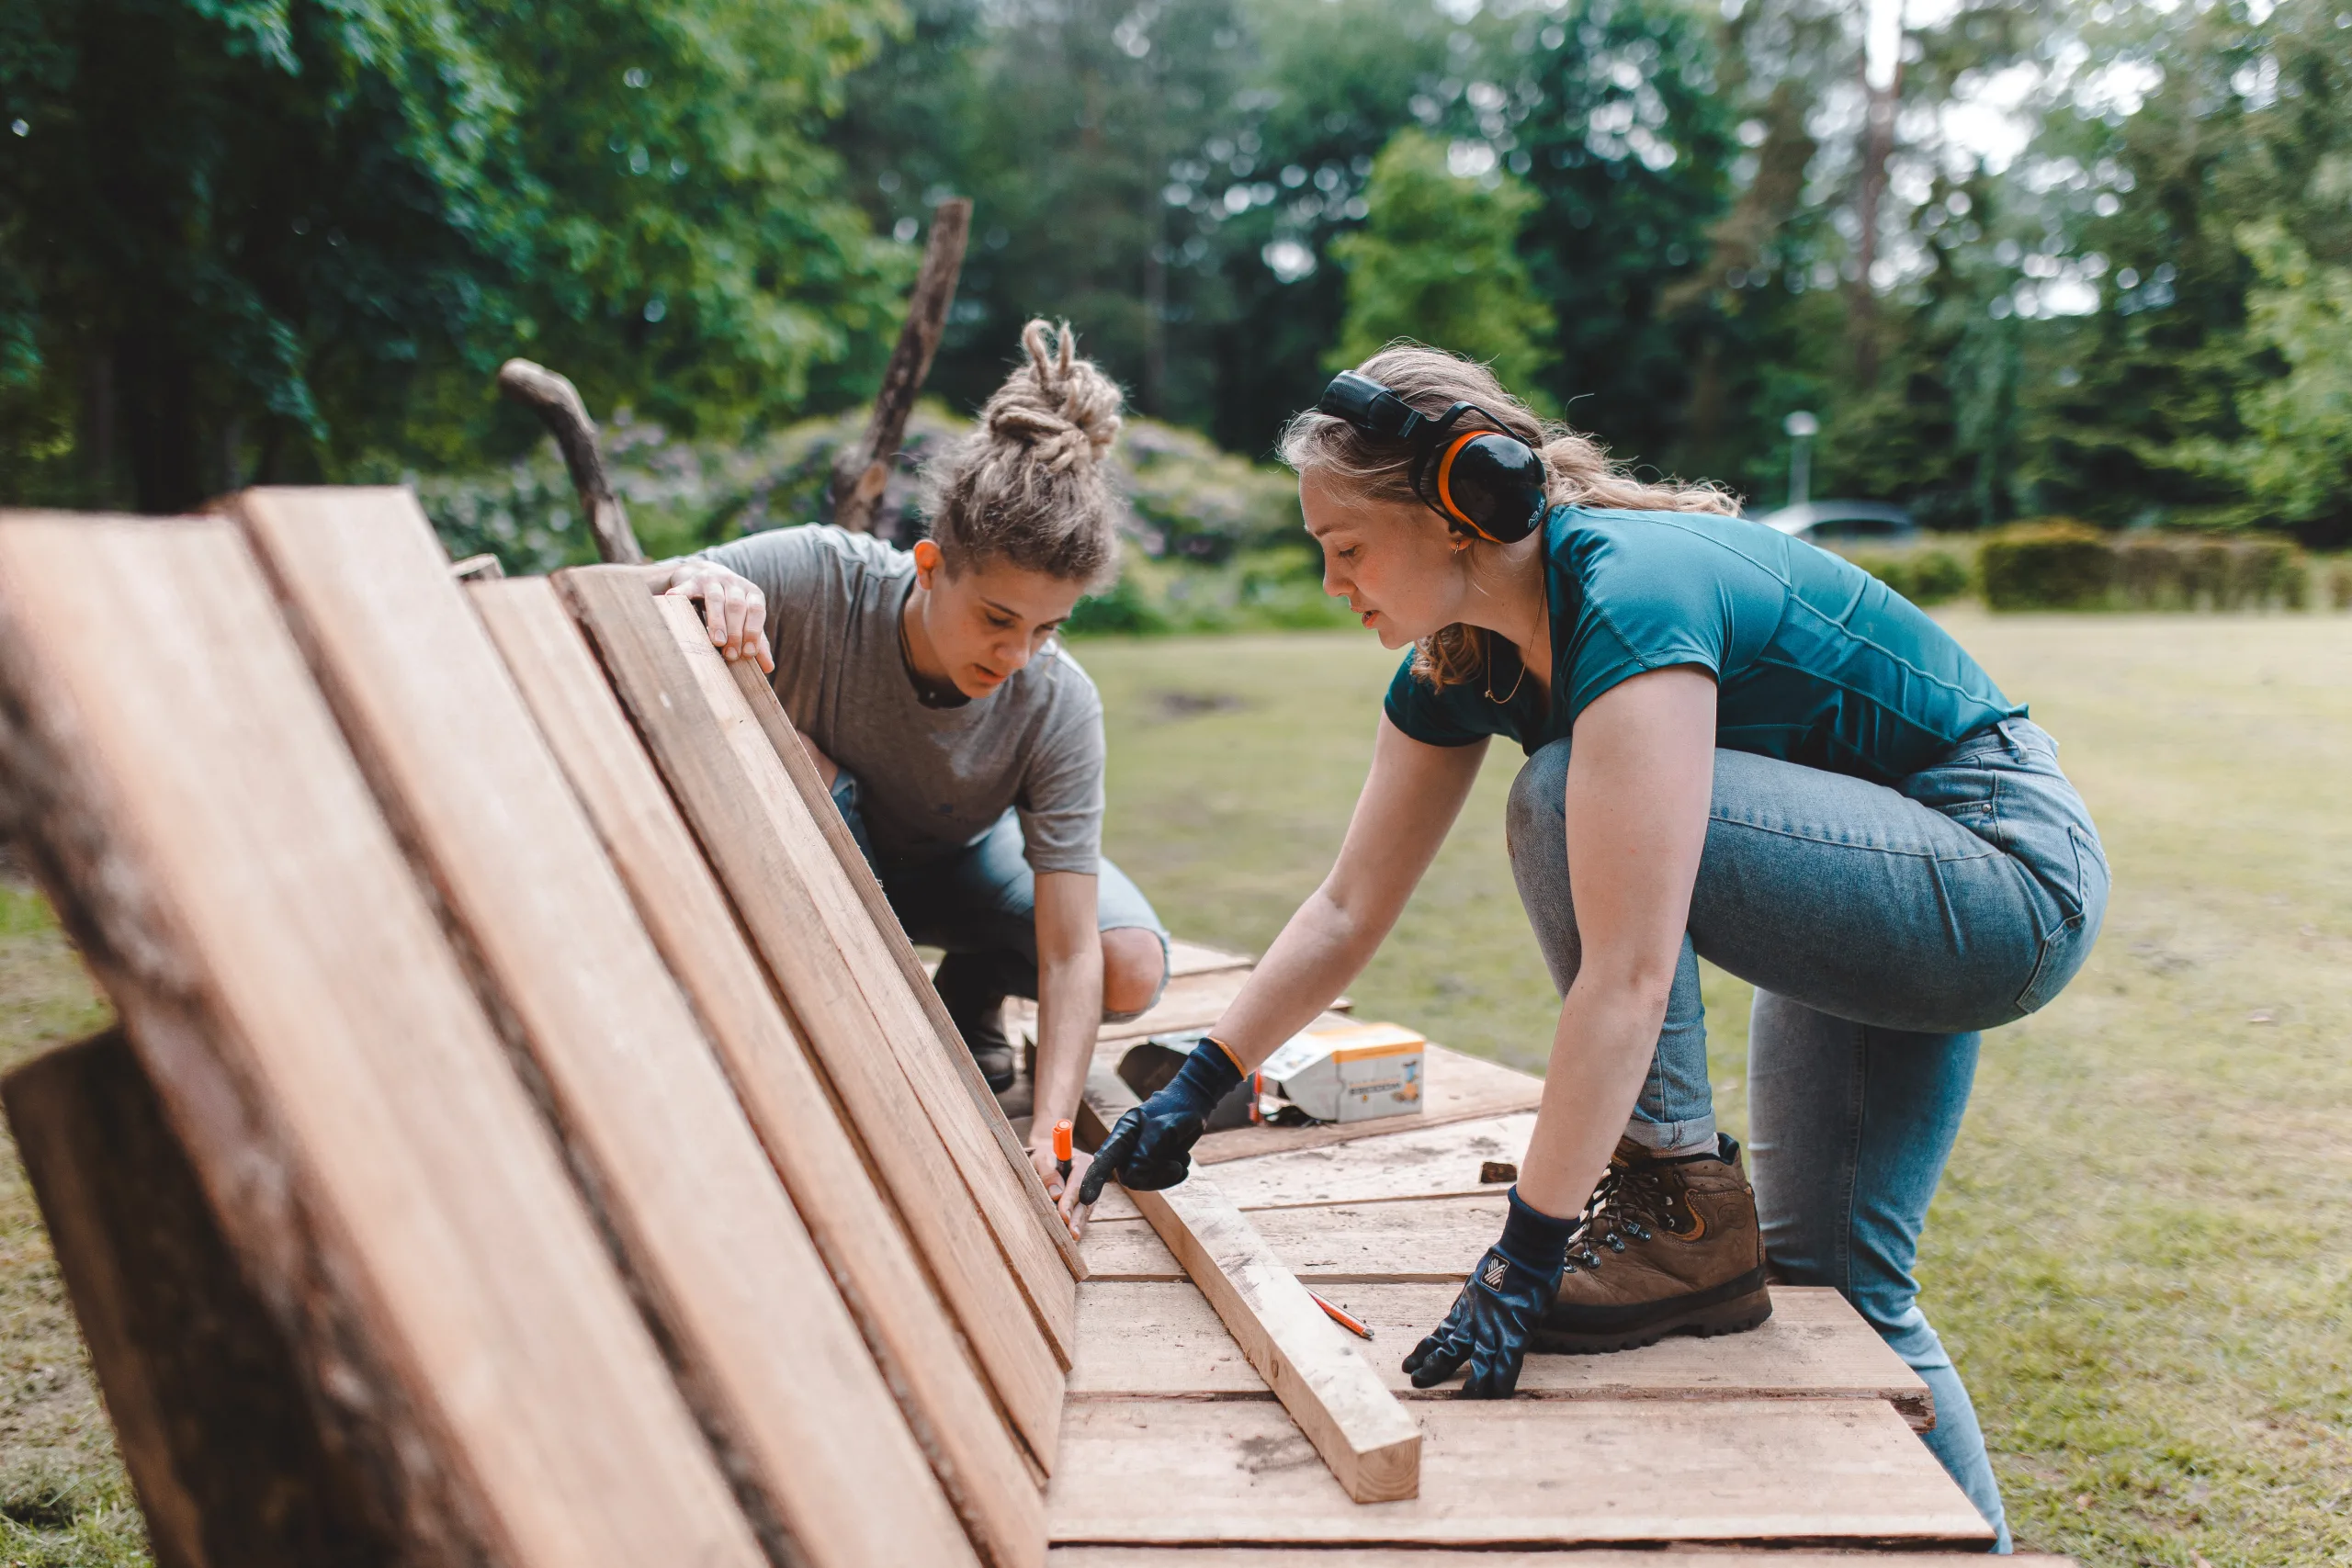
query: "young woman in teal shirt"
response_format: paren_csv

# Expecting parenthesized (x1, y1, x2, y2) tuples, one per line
(1083, 344, 2106, 1549)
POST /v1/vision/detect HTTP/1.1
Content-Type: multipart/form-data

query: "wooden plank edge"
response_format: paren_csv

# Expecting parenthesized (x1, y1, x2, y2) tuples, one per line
(1079, 1072, 1420, 1506)
(725, 654, 1087, 1282)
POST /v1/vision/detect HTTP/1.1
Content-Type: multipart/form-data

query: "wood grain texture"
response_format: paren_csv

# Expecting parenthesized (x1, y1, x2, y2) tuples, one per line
(1172, 1114, 1536, 1215)
(0, 513, 762, 1567)
(1070, 1283, 1933, 1429)
(559, 564, 1069, 1464)
(5, 1030, 398, 1568)
(1046, 1399, 1993, 1549)
(236, 488, 977, 1568)
(1187, 1044, 1544, 1167)
(686, 596, 1083, 1319)
(472, 578, 1044, 1568)
(1050, 1551, 2069, 1565)
(721, 649, 1085, 1283)
(1080, 1197, 1510, 1284)
(1079, 1073, 1419, 1504)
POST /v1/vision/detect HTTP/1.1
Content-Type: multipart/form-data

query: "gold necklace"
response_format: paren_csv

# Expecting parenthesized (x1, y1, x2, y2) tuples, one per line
(1484, 632, 1528, 705)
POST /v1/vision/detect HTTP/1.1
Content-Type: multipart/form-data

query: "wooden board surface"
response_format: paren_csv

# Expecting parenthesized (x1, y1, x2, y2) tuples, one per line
(1188, 1044, 1544, 1167)
(661, 592, 1080, 1351)
(1085, 1115, 1533, 1223)
(1051, 1551, 2066, 1565)
(1081, 1197, 1509, 1283)
(1166, 940, 1254, 977)
(1070, 1283, 1932, 1429)
(239, 488, 978, 1568)
(725, 652, 1086, 1285)
(0, 513, 764, 1567)
(560, 565, 1069, 1461)
(1079, 1072, 1419, 1504)
(1046, 1398, 1991, 1549)
(474, 578, 1043, 1567)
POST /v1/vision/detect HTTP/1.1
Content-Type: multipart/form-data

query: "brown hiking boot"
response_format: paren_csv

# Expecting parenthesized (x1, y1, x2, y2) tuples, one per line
(1531, 1133, 1771, 1354)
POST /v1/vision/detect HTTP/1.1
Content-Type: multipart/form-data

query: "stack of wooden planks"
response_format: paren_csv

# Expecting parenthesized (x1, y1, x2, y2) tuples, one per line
(0, 490, 2062, 1565)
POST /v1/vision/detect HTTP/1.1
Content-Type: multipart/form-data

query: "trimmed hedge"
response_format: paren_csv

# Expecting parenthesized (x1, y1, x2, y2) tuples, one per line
(1848, 546, 1973, 606)
(1980, 521, 2312, 612)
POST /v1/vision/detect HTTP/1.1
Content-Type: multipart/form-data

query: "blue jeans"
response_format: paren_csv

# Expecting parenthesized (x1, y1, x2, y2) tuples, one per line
(1506, 717, 2108, 1551)
(832, 775, 1170, 1020)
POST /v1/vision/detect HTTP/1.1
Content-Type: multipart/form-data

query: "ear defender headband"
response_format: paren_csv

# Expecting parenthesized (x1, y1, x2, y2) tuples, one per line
(1315, 370, 1549, 544)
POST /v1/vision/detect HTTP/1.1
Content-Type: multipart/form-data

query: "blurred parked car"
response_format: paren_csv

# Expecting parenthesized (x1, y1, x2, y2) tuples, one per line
(1754, 500, 1918, 547)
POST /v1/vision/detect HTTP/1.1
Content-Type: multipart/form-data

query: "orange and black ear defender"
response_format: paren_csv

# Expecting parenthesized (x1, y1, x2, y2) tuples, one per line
(1316, 370, 1549, 544)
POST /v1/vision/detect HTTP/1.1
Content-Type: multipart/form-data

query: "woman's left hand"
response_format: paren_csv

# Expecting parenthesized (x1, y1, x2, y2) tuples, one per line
(1402, 1187, 1577, 1398)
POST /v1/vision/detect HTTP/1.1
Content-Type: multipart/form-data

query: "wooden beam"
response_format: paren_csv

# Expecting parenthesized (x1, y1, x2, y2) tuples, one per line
(235, 487, 978, 1568)
(830, 197, 973, 533)
(559, 563, 1071, 1464)
(5, 1029, 401, 1568)
(1079, 1073, 1419, 1505)
(1049, 1551, 2070, 1565)
(472, 575, 1045, 1568)
(725, 652, 1088, 1281)
(0, 511, 762, 1566)
(1070, 1282, 1934, 1431)
(1046, 1399, 1993, 1549)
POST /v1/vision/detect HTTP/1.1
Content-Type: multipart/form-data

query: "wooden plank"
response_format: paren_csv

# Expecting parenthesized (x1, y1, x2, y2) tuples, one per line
(1080, 1197, 1510, 1283)
(6, 1029, 402, 1568)
(1166, 939, 1253, 977)
(1188, 1044, 1544, 1167)
(1046, 1399, 1993, 1549)
(0, 513, 763, 1567)
(1089, 968, 1256, 1043)
(1083, 1115, 1532, 1224)
(1080, 1074, 1419, 1505)
(1051, 1551, 2070, 1565)
(559, 564, 1071, 1461)
(722, 646, 1086, 1282)
(689, 591, 1085, 1312)
(1070, 1283, 1934, 1430)
(236, 488, 978, 1568)
(473, 577, 1044, 1567)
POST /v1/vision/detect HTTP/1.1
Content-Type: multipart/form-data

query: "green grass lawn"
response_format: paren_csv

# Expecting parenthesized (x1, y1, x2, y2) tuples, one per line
(1, 610, 2346, 1564)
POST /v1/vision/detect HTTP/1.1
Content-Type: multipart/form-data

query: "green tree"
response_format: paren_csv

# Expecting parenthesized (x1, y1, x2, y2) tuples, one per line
(0, 0, 904, 513)
(1329, 129, 1555, 395)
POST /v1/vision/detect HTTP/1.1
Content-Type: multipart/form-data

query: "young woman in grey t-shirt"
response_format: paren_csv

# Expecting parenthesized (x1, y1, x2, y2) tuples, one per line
(652, 321, 1169, 1236)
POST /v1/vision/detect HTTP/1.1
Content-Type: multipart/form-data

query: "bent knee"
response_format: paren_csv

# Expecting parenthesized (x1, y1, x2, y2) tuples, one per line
(1506, 738, 1574, 860)
(1101, 928, 1167, 1016)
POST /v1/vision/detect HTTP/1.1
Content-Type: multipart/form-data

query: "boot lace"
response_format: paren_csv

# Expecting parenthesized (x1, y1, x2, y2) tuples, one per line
(1560, 1158, 1690, 1273)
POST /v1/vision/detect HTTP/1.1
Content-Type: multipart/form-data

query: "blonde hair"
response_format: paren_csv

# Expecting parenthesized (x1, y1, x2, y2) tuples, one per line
(928, 320, 1125, 587)
(1279, 342, 1738, 689)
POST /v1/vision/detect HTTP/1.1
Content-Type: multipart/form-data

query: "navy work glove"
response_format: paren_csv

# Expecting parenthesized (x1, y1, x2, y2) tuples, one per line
(1402, 1187, 1577, 1398)
(1076, 1038, 1244, 1205)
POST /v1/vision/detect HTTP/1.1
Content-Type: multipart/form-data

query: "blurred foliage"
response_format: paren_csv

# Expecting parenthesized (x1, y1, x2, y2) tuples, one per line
(0, 0, 909, 513)
(14, 0, 2352, 552)
(1978, 520, 2312, 612)
(1845, 540, 1975, 606)
(1330, 130, 1556, 394)
(1981, 519, 2123, 610)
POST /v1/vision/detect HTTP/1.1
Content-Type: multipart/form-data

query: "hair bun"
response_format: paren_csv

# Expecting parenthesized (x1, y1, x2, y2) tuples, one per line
(978, 319, 1122, 474)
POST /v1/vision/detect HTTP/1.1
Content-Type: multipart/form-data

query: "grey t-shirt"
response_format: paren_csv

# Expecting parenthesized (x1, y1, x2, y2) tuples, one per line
(702, 525, 1105, 874)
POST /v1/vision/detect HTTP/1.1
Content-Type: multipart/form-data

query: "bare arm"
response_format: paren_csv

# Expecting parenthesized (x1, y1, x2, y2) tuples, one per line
(1516, 666, 1717, 1219)
(1210, 716, 1488, 1069)
(1028, 870, 1104, 1234)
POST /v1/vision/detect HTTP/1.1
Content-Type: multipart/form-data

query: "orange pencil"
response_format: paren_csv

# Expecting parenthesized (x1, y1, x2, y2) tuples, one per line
(1308, 1289, 1373, 1340)
(1051, 1118, 1074, 1182)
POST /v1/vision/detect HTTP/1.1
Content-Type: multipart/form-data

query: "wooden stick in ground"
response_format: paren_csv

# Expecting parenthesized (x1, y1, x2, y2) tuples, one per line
(495, 358, 646, 564)
(829, 197, 973, 533)
(1079, 1070, 1421, 1504)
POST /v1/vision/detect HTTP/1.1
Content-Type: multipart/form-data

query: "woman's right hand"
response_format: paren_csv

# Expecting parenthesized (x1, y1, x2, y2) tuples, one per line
(655, 559, 774, 672)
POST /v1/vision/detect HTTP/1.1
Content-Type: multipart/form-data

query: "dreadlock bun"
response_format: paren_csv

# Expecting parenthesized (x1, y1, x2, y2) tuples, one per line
(929, 320, 1125, 586)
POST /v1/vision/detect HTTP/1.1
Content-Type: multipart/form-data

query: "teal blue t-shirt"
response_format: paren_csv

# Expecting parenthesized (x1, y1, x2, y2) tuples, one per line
(1383, 505, 2023, 784)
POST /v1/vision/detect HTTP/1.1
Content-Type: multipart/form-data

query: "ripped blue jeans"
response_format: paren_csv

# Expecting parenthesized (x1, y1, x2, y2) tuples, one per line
(1507, 717, 2108, 1551)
